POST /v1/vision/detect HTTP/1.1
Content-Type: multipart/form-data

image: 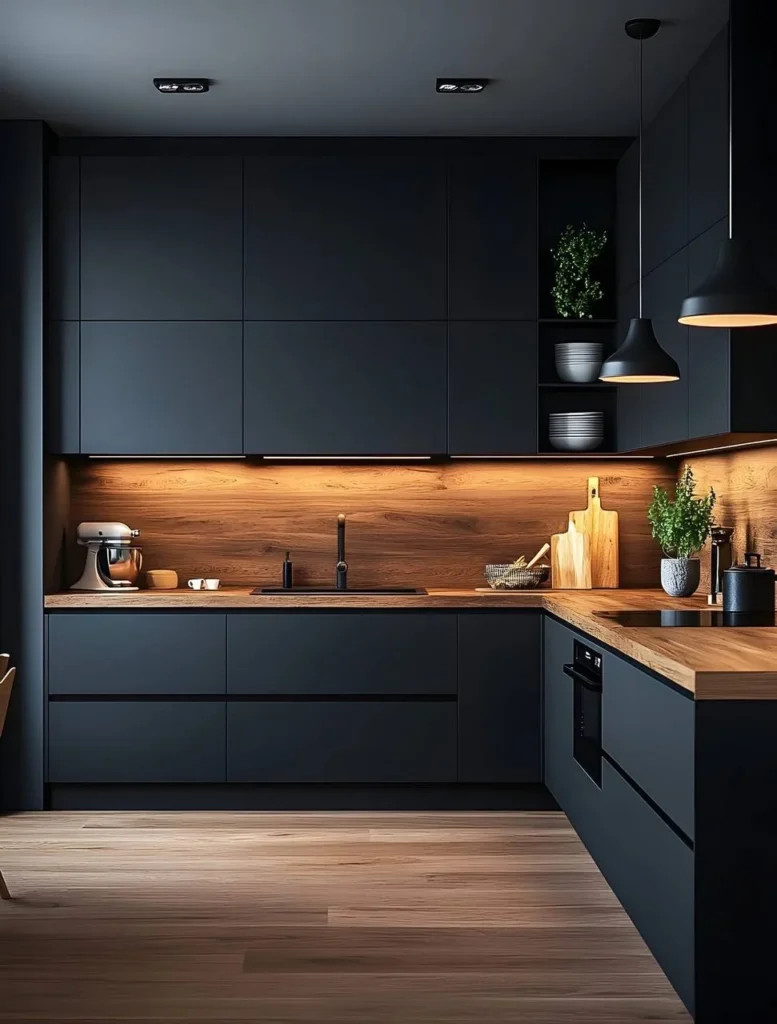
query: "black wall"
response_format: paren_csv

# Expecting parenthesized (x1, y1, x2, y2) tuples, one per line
(0, 122, 48, 811)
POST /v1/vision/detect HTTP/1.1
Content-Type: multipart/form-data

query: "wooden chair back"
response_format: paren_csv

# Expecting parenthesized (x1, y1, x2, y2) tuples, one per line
(0, 657, 15, 738)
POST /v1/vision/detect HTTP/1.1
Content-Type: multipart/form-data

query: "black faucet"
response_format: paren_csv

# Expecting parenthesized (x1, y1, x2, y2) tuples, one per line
(336, 513, 348, 590)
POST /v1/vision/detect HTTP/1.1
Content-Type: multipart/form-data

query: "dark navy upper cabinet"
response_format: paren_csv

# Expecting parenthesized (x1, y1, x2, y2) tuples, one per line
(243, 321, 447, 455)
(80, 157, 242, 320)
(642, 84, 688, 276)
(639, 250, 690, 448)
(688, 28, 729, 241)
(459, 612, 541, 783)
(615, 286, 641, 452)
(688, 218, 730, 439)
(47, 155, 80, 321)
(448, 323, 537, 455)
(448, 154, 536, 320)
(244, 153, 446, 320)
(45, 321, 80, 454)
(615, 141, 639, 295)
(81, 321, 242, 455)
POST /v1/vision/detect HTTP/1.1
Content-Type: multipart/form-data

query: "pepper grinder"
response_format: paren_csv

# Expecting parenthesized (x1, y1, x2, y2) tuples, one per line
(708, 526, 734, 605)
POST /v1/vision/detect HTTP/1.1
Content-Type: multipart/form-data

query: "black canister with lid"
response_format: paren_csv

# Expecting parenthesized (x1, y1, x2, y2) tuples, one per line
(722, 552, 776, 614)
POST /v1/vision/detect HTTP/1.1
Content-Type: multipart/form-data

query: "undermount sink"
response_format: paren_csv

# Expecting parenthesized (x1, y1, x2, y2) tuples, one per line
(253, 587, 426, 595)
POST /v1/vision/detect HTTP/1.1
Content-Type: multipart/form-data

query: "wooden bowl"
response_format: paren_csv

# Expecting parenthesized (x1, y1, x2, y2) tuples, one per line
(145, 569, 179, 590)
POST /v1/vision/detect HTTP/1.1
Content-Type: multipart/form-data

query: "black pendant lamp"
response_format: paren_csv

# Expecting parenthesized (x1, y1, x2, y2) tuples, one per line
(600, 19, 680, 383)
(678, 10, 777, 327)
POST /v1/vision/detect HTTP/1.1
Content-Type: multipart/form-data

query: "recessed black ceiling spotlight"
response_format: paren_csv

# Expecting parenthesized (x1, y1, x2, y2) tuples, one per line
(436, 78, 489, 93)
(153, 78, 210, 94)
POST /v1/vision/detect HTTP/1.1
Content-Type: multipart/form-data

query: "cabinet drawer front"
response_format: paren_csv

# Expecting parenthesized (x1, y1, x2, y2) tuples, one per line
(596, 762, 695, 1015)
(603, 650, 694, 840)
(227, 702, 457, 783)
(48, 702, 226, 783)
(48, 614, 226, 695)
(227, 613, 456, 695)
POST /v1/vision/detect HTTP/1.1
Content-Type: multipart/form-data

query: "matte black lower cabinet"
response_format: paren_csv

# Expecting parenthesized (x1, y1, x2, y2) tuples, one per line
(48, 702, 226, 784)
(227, 702, 457, 784)
(227, 612, 456, 695)
(49, 613, 227, 695)
(458, 612, 541, 782)
(595, 760, 695, 1014)
(544, 615, 695, 1015)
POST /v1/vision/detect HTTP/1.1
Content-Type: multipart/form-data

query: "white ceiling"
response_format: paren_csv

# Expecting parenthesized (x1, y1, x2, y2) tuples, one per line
(0, 0, 727, 137)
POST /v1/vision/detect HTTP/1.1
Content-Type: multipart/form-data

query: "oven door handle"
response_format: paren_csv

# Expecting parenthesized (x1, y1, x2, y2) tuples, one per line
(563, 664, 602, 692)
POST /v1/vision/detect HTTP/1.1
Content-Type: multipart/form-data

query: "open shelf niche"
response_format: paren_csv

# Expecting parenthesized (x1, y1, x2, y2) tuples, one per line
(537, 159, 619, 454)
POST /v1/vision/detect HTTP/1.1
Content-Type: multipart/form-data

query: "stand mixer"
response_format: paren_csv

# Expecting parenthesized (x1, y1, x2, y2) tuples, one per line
(71, 522, 143, 592)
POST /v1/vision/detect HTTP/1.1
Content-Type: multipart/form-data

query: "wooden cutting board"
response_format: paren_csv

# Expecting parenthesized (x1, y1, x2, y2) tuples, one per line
(551, 520, 592, 590)
(569, 476, 619, 588)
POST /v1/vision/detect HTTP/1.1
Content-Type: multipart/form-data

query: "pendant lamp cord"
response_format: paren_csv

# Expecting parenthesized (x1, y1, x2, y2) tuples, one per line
(638, 32, 644, 316)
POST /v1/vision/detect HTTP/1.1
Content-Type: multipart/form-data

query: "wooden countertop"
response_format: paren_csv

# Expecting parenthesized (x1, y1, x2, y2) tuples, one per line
(44, 588, 777, 700)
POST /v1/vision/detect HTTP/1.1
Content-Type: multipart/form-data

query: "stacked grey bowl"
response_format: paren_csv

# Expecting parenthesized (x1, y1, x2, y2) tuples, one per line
(554, 342, 604, 383)
(548, 411, 604, 451)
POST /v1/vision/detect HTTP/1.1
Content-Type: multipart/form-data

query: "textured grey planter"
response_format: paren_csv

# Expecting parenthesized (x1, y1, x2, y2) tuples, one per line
(660, 557, 701, 598)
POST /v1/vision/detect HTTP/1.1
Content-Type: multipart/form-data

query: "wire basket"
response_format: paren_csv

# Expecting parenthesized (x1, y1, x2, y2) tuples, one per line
(484, 564, 551, 590)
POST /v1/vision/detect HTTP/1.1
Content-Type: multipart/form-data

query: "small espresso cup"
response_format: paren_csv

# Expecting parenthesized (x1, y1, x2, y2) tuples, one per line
(187, 578, 205, 590)
(204, 578, 220, 590)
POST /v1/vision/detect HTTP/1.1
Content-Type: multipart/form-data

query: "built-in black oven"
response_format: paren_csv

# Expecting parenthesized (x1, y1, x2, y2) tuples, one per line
(563, 640, 603, 787)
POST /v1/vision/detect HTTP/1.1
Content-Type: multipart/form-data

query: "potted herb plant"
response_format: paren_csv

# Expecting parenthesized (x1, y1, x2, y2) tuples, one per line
(648, 465, 716, 598)
(550, 223, 607, 319)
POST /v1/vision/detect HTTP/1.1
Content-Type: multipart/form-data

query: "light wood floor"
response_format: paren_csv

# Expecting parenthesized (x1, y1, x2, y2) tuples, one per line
(0, 811, 690, 1022)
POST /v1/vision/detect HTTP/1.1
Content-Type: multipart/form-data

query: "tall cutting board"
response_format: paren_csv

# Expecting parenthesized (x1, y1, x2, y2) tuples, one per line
(551, 520, 592, 590)
(569, 476, 619, 588)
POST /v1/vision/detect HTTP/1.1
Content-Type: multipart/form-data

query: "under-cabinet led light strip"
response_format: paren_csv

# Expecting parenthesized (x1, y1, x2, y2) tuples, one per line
(668, 438, 777, 458)
(448, 454, 655, 460)
(261, 455, 433, 461)
(87, 455, 247, 459)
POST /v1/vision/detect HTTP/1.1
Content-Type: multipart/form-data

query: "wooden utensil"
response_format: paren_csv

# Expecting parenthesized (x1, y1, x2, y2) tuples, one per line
(526, 542, 550, 569)
(569, 476, 619, 588)
(551, 520, 592, 589)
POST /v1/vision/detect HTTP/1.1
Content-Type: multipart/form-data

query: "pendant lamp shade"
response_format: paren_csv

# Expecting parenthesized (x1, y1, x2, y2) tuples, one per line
(599, 318, 680, 383)
(678, 239, 777, 327)
(600, 18, 679, 385)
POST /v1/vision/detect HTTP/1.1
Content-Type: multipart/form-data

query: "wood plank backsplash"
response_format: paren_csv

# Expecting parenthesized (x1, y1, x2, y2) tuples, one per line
(65, 460, 674, 590)
(682, 446, 777, 590)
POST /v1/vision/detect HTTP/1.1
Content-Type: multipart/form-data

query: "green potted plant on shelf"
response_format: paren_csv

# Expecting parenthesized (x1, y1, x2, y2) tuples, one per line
(648, 465, 716, 597)
(550, 223, 607, 319)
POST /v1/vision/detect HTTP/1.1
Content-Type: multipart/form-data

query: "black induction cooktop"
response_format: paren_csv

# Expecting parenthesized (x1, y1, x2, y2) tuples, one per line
(594, 609, 776, 628)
